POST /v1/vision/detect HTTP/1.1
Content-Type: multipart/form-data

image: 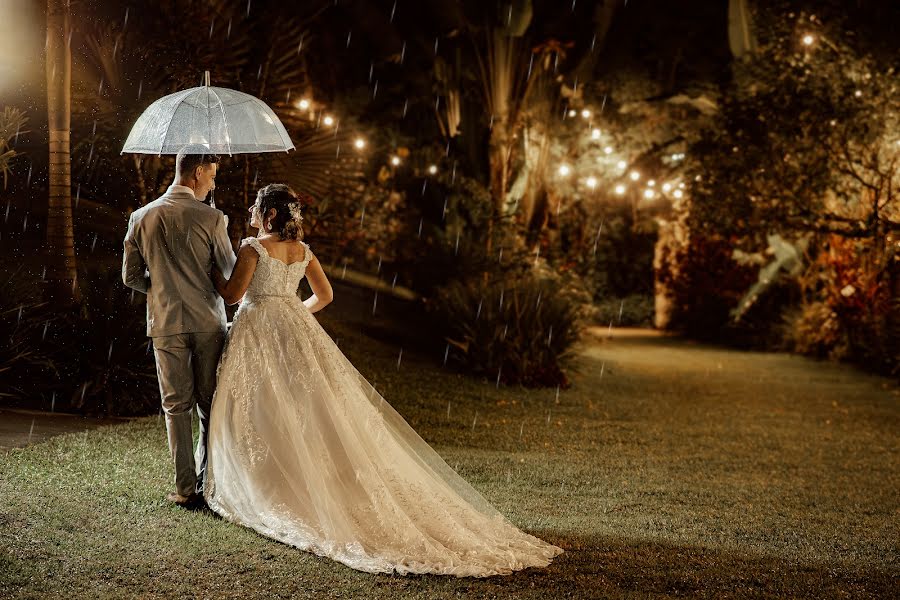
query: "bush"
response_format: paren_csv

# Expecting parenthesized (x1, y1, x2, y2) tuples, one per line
(0, 266, 54, 403)
(44, 269, 159, 416)
(592, 294, 655, 328)
(428, 270, 586, 388)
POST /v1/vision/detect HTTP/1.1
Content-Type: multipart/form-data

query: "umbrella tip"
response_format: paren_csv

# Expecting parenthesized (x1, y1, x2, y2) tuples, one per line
(204, 70, 210, 87)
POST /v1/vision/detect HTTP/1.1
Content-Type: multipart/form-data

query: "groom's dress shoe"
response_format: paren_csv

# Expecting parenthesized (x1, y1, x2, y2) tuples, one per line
(166, 491, 203, 507)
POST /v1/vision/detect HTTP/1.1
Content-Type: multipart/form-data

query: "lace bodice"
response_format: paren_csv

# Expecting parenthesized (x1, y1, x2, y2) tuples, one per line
(242, 237, 313, 301)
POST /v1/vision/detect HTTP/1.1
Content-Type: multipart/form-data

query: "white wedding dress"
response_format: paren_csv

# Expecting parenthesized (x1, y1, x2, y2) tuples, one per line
(205, 237, 562, 577)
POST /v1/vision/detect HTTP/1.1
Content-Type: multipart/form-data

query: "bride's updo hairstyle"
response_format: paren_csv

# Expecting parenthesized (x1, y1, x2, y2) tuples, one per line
(255, 183, 310, 242)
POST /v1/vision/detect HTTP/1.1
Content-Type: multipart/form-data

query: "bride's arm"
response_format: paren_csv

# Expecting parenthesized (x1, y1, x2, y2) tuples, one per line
(212, 243, 259, 305)
(302, 255, 333, 314)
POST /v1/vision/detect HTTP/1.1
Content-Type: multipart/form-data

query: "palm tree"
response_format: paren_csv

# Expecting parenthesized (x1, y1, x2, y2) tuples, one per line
(46, 0, 79, 303)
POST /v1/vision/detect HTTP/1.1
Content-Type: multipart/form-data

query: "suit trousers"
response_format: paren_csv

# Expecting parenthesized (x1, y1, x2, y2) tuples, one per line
(152, 331, 225, 497)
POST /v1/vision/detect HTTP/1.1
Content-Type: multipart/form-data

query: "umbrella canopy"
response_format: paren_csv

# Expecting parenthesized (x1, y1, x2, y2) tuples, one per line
(122, 72, 294, 155)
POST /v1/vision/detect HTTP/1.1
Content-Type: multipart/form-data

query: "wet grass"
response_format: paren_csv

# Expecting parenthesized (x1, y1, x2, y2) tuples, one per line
(1, 319, 897, 599)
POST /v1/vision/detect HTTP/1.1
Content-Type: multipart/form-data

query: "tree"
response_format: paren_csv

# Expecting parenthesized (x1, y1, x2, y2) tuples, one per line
(46, 0, 79, 303)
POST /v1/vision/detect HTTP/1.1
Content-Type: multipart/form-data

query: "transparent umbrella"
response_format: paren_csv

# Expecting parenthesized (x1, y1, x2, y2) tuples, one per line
(121, 71, 294, 156)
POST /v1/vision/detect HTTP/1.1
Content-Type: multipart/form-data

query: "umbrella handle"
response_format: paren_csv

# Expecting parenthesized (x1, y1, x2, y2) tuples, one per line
(204, 70, 211, 87)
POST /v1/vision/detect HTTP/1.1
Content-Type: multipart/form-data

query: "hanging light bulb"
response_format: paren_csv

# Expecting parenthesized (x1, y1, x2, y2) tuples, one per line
(390, 156, 401, 166)
(604, 146, 613, 155)
(591, 129, 601, 140)
(614, 184, 626, 195)
(323, 115, 335, 126)
(297, 98, 310, 110)
(354, 137, 366, 149)
(629, 170, 641, 181)
(673, 189, 684, 199)
(586, 176, 598, 189)
(428, 164, 438, 175)
(558, 164, 571, 177)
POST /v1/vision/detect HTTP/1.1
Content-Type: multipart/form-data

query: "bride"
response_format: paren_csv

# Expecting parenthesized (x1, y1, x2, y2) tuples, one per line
(205, 183, 562, 577)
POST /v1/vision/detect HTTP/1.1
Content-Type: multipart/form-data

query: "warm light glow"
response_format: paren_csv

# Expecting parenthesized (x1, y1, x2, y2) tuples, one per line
(586, 176, 598, 189)
(558, 164, 571, 177)
(616, 160, 627, 170)
(614, 184, 626, 195)
(323, 115, 335, 126)
(673, 189, 684, 199)
(604, 146, 613, 155)
(643, 189, 654, 199)
(354, 138, 366, 149)
(678, 182, 686, 189)
(647, 179, 656, 187)
(662, 183, 672, 192)
(854, 89, 863, 98)
(568, 109, 577, 118)
(390, 156, 401, 166)
(297, 98, 310, 110)
(802, 34, 815, 46)
(629, 170, 641, 181)
(428, 164, 438, 175)
(591, 128, 601, 139)
(581, 109, 591, 119)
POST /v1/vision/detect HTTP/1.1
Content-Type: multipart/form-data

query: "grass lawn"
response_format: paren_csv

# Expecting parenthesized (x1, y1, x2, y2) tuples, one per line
(1, 319, 897, 599)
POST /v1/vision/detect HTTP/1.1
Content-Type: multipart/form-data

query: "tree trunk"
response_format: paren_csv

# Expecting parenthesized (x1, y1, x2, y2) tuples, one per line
(46, 0, 79, 303)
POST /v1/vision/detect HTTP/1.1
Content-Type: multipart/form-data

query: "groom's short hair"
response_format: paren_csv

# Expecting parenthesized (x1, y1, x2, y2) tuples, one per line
(176, 145, 220, 178)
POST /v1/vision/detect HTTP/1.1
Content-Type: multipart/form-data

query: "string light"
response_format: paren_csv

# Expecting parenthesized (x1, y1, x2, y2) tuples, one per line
(603, 146, 613, 154)
(614, 184, 626, 195)
(647, 179, 656, 187)
(586, 176, 597, 189)
(558, 164, 571, 177)
(643, 189, 654, 199)
(581, 109, 591, 119)
(428, 164, 438, 175)
(390, 156, 401, 166)
(673, 189, 684, 199)
(354, 138, 366, 149)
(629, 170, 641, 181)
(323, 115, 335, 126)
(802, 34, 815, 46)
(616, 160, 627, 170)
(591, 129, 601, 139)
(297, 98, 310, 110)
(662, 183, 672, 192)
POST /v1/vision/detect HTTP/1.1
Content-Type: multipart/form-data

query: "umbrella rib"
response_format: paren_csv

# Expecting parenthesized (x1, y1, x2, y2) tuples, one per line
(207, 86, 232, 156)
(158, 89, 193, 155)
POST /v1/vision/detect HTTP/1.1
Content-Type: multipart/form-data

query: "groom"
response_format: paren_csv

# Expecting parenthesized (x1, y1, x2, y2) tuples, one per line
(122, 145, 236, 507)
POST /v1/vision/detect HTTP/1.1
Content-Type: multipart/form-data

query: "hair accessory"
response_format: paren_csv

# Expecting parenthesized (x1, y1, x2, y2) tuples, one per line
(288, 201, 304, 223)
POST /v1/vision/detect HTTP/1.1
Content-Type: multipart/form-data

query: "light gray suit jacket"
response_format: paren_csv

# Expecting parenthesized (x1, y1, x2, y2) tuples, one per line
(122, 186, 237, 337)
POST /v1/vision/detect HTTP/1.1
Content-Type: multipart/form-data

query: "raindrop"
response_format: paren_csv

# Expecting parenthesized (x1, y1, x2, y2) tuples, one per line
(257, 64, 262, 79)
(454, 231, 460, 254)
(51, 391, 56, 413)
(137, 79, 143, 100)
(22, 214, 28, 232)
(443, 343, 450, 366)
(372, 290, 378, 314)
(499, 289, 504, 310)
(441, 196, 447, 219)
(471, 411, 478, 430)
(535, 290, 542, 309)
(618, 300, 625, 322)
(112, 39, 119, 60)
(336, 143, 341, 158)
(98, 77, 104, 95)
(547, 325, 553, 346)
(546, 409, 552, 425)
(372, 80, 378, 99)
(421, 179, 427, 195)
(91, 233, 98, 252)
(590, 33, 596, 52)
(297, 35, 304, 55)
(476, 299, 483, 319)
(555, 384, 560, 404)
(17, 305, 23, 324)
(600, 94, 608, 113)
(123, 7, 129, 29)
(446, 401, 451, 418)
(4, 201, 9, 222)
(417, 217, 423, 237)
(527, 54, 534, 79)
(28, 418, 35, 444)
(434, 37, 439, 54)
(391, 273, 398, 290)
(495, 367, 502, 387)
(227, 18, 232, 38)
(359, 203, 364, 226)
(108, 339, 115, 362)
(400, 41, 406, 64)
(369, 62, 374, 83)
(390, 0, 397, 22)
(396, 348, 402, 370)
(518, 422, 524, 440)
(246, 0, 251, 17)
(501, 323, 508, 340)
(41, 321, 49, 340)
(402, 98, 408, 118)
(209, 18, 215, 39)
(26, 163, 32, 187)
(346, 30, 352, 48)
